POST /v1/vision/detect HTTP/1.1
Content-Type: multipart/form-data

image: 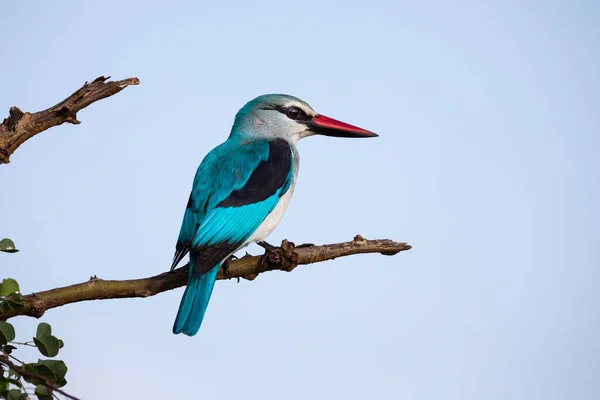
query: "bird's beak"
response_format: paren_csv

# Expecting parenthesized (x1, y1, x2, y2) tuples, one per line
(305, 114, 378, 138)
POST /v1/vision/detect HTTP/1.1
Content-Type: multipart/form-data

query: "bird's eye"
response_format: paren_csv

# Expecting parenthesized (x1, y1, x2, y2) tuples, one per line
(286, 106, 304, 120)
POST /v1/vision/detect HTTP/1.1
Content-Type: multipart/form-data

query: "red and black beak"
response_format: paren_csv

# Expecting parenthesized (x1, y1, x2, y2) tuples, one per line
(304, 114, 378, 138)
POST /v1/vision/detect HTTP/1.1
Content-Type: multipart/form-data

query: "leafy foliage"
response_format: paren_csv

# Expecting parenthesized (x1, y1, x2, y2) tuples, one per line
(0, 274, 70, 399)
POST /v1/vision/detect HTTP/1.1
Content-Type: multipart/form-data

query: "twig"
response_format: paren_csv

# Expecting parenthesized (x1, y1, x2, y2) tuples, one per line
(0, 236, 410, 320)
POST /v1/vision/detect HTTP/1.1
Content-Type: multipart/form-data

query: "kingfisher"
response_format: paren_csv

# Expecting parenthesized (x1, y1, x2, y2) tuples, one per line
(171, 94, 377, 336)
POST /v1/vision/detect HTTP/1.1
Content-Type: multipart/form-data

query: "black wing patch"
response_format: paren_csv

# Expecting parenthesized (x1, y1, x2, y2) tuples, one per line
(172, 241, 240, 274)
(190, 243, 241, 275)
(217, 138, 292, 208)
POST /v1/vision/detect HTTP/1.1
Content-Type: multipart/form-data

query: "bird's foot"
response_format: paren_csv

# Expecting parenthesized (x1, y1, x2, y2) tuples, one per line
(258, 250, 272, 270)
(257, 241, 280, 270)
(257, 239, 299, 273)
(257, 240, 277, 252)
(257, 241, 279, 270)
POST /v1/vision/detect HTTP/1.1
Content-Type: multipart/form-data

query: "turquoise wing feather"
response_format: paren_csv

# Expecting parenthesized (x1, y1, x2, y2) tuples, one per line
(173, 140, 270, 262)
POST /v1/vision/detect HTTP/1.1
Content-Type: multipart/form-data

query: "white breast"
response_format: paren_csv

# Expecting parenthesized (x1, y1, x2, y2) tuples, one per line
(246, 187, 294, 244)
(244, 143, 299, 245)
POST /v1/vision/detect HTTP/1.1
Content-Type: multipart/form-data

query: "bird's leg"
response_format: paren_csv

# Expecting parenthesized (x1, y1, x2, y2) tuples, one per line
(222, 254, 238, 279)
(256, 241, 277, 252)
(256, 241, 278, 269)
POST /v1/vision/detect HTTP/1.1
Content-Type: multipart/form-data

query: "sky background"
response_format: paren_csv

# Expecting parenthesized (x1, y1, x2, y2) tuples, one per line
(2, 1, 599, 399)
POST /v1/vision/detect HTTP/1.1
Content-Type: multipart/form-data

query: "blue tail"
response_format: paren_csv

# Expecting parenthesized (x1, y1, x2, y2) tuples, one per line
(173, 255, 219, 336)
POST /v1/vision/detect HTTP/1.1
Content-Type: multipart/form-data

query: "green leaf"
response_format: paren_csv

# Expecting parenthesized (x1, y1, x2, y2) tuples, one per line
(34, 384, 53, 400)
(0, 279, 20, 296)
(31, 364, 56, 383)
(36, 323, 51, 338)
(21, 360, 68, 388)
(4, 293, 25, 312)
(7, 293, 23, 303)
(0, 238, 18, 253)
(33, 336, 60, 357)
(34, 323, 60, 357)
(0, 322, 15, 345)
(36, 360, 67, 387)
(7, 388, 23, 400)
(7, 378, 22, 388)
(21, 364, 42, 385)
(7, 388, 27, 400)
(0, 378, 8, 394)
(2, 344, 17, 354)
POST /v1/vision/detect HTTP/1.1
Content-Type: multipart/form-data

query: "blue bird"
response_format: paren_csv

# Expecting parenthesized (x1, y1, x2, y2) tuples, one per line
(171, 94, 377, 336)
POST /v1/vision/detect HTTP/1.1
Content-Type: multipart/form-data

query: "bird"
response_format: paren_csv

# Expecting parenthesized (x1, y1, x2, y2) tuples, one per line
(171, 94, 377, 336)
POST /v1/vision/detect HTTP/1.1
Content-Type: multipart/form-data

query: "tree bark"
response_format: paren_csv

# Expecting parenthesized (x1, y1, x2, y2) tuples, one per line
(1, 237, 410, 320)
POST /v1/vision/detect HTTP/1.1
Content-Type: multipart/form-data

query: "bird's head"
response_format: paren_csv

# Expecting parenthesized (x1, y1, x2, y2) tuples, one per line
(231, 94, 377, 143)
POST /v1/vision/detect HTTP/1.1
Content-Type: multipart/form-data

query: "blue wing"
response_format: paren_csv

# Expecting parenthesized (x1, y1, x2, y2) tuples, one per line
(172, 138, 293, 272)
(172, 138, 293, 335)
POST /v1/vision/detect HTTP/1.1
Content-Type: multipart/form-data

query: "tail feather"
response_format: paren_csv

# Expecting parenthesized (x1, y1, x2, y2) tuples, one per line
(173, 255, 219, 336)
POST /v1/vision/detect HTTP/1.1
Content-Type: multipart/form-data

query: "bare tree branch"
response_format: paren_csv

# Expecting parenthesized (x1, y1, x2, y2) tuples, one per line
(0, 76, 140, 164)
(0, 236, 410, 320)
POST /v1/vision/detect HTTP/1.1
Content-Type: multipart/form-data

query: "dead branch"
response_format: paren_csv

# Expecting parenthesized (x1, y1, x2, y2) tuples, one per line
(0, 76, 139, 164)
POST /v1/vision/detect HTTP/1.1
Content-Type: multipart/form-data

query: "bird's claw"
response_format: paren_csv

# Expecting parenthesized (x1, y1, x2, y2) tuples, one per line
(259, 251, 271, 269)
(257, 240, 277, 252)
(256, 240, 299, 272)
(258, 243, 280, 270)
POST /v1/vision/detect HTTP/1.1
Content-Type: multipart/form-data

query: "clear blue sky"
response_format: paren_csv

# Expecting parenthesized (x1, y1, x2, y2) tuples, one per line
(2, 1, 599, 399)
